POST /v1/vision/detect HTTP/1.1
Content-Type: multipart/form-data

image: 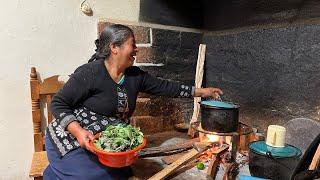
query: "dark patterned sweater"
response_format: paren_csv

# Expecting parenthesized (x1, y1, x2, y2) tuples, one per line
(47, 59, 194, 157)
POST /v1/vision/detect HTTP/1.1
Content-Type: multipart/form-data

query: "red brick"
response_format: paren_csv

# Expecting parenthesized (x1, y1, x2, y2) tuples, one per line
(136, 47, 157, 63)
(129, 26, 150, 44)
(97, 22, 113, 35)
(97, 21, 150, 43)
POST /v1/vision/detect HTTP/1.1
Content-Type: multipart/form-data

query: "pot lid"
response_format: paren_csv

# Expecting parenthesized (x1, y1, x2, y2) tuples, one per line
(200, 100, 237, 109)
(249, 141, 302, 158)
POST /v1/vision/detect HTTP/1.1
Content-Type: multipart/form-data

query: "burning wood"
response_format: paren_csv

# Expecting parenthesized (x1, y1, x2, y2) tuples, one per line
(205, 144, 230, 178)
(207, 155, 221, 178)
(199, 123, 232, 146)
(198, 144, 228, 162)
(223, 162, 239, 180)
(150, 121, 254, 179)
(148, 142, 215, 180)
(198, 125, 232, 163)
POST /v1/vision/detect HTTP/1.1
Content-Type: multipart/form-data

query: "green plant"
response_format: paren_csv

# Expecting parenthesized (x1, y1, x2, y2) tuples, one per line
(94, 124, 144, 152)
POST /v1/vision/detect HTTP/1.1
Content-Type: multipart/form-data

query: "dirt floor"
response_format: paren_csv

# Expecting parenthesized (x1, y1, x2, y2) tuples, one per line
(131, 130, 190, 179)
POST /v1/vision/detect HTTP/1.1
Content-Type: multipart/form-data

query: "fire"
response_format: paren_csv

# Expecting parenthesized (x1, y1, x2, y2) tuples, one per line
(206, 134, 220, 142)
(203, 134, 233, 151)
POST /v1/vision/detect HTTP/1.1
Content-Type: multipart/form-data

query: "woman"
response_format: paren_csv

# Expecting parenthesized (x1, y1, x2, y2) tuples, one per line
(44, 24, 223, 180)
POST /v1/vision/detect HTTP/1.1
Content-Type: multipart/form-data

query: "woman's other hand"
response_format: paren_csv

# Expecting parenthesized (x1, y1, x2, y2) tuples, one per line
(75, 128, 95, 152)
(67, 121, 95, 152)
(194, 87, 223, 99)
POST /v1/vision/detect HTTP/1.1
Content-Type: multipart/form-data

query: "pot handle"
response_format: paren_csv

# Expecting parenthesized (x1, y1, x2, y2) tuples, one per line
(207, 96, 222, 101)
(205, 97, 238, 106)
(266, 151, 293, 170)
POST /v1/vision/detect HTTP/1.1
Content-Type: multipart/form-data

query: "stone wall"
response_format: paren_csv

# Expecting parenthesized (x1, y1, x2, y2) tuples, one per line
(203, 0, 320, 30)
(203, 22, 320, 132)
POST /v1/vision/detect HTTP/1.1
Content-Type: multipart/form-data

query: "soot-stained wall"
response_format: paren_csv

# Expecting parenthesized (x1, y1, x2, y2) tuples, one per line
(139, 0, 320, 31)
(139, 0, 204, 28)
(203, 24, 320, 131)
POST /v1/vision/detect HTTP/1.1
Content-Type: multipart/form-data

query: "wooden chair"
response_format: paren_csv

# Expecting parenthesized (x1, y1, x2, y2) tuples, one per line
(29, 67, 66, 180)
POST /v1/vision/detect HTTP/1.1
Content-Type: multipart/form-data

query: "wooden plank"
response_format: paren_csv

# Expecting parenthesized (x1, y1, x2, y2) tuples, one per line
(40, 75, 64, 94)
(163, 144, 229, 165)
(168, 158, 198, 178)
(188, 44, 206, 137)
(309, 144, 320, 170)
(206, 144, 229, 178)
(139, 138, 199, 158)
(148, 148, 200, 180)
(29, 151, 49, 177)
(223, 162, 238, 180)
(32, 109, 41, 124)
(30, 67, 40, 100)
(148, 142, 213, 180)
(46, 95, 53, 123)
(34, 133, 43, 152)
(162, 151, 190, 165)
(207, 156, 221, 177)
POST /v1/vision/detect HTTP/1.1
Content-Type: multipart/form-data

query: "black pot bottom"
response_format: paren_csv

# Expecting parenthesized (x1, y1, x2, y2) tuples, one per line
(249, 150, 300, 180)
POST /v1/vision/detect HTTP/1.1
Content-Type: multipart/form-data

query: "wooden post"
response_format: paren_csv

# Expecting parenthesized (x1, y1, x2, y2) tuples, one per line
(30, 67, 43, 152)
(309, 144, 320, 170)
(188, 44, 206, 137)
(46, 95, 53, 123)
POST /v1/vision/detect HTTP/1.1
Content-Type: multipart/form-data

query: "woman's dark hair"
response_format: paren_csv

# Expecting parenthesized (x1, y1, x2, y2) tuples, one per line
(88, 24, 134, 63)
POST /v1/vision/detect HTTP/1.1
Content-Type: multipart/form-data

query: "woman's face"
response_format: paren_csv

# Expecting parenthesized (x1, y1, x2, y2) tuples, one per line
(118, 36, 138, 68)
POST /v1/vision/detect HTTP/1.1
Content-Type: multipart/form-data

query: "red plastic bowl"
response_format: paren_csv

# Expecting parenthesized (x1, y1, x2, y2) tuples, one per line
(89, 133, 147, 168)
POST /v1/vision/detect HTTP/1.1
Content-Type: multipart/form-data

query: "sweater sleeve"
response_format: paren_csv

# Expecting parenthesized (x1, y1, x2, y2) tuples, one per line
(139, 68, 194, 98)
(50, 64, 93, 130)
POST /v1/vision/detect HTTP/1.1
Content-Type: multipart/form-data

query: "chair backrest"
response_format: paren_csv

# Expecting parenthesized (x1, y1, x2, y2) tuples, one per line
(285, 118, 320, 154)
(30, 67, 65, 152)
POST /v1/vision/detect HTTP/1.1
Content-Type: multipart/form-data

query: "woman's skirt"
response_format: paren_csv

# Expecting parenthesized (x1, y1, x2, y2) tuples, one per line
(44, 135, 133, 180)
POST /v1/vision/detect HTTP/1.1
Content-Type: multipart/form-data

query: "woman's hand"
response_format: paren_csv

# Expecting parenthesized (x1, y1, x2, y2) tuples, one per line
(194, 87, 223, 99)
(67, 121, 95, 152)
(75, 128, 95, 151)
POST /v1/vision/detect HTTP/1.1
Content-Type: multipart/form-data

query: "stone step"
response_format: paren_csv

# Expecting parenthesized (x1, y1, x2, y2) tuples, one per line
(131, 115, 165, 134)
(133, 98, 152, 116)
(138, 92, 151, 98)
(134, 96, 181, 117)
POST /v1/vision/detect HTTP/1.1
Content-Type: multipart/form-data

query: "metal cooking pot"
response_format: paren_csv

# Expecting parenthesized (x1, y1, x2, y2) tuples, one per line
(249, 140, 302, 180)
(200, 100, 239, 133)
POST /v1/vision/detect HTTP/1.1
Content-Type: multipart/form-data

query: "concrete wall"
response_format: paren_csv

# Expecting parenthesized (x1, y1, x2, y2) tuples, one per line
(0, 0, 140, 179)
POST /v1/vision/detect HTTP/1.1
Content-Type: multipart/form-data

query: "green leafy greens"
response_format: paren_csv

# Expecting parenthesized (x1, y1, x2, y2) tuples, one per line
(94, 124, 144, 152)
